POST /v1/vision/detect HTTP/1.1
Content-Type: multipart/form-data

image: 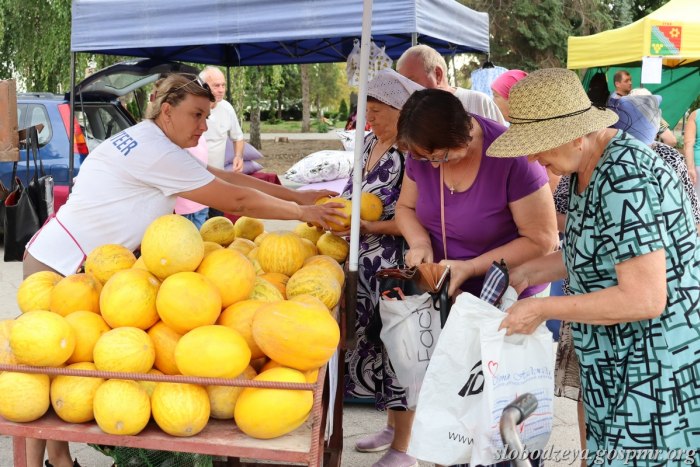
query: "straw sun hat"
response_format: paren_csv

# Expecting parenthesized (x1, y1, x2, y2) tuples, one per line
(487, 68, 619, 157)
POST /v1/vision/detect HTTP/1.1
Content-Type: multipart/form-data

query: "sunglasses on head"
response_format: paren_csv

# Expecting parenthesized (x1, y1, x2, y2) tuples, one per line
(166, 73, 214, 98)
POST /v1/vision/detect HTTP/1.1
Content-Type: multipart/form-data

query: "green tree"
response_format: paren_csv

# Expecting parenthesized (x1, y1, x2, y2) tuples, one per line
(244, 65, 283, 148)
(0, 0, 121, 91)
(459, 0, 615, 70)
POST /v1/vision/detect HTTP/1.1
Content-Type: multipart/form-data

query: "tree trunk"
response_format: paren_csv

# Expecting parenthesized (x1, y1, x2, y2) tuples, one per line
(301, 64, 311, 133)
(277, 89, 283, 120)
(249, 67, 263, 149)
(316, 95, 323, 119)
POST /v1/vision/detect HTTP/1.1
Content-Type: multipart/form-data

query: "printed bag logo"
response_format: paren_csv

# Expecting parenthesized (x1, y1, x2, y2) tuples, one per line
(458, 360, 484, 397)
(650, 24, 682, 55)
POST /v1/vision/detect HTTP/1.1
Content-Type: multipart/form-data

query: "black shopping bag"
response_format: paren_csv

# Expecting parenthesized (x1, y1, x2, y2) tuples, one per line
(4, 177, 40, 261)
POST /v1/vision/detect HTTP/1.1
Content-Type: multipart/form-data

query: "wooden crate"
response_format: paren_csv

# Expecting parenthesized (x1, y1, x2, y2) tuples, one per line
(0, 79, 19, 162)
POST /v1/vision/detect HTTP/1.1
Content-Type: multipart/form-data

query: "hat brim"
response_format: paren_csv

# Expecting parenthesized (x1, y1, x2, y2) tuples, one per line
(486, 107, 619, 157)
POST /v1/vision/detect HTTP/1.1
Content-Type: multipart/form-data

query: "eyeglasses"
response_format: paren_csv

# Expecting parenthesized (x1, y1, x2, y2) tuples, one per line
(408, 149, 450, 163)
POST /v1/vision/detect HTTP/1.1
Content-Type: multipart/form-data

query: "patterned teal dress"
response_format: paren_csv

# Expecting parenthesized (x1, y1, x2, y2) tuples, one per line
(564, 131, 700, 464)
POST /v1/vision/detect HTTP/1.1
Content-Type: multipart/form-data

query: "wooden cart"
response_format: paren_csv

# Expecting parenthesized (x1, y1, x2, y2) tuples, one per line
(0, 357, 344, 467)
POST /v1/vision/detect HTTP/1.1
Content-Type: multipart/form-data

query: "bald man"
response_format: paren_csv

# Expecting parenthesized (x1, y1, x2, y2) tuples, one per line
(397, 45, 507, 125)
(199, 66, 246, 174)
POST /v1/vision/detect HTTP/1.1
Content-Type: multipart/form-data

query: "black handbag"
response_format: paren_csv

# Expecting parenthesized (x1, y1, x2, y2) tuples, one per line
(365, 263, 452, 346)
(25, 126, 54, 225)
(4, 177, 40, 261)
(3, 126, 53, 262)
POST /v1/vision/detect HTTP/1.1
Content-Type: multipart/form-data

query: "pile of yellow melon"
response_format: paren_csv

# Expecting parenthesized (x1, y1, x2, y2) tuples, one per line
(0, 214, 346, 440)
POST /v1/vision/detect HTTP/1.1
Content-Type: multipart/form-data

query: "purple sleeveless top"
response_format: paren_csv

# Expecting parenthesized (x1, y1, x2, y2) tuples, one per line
(405, 114, 549, 297)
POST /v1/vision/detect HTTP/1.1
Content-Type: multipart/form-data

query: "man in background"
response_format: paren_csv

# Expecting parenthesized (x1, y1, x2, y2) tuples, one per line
(397, 44, 507, 124)
(609, 70, 632, 100)
(200, 66, 245, 172)
(199, 66, 246, 217)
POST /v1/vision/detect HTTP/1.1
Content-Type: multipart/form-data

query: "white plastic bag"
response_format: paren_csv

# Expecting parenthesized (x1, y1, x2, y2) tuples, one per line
(283, 150, 353, 184)
(379, 292, 442, 409)
(408, 292, 553, 466)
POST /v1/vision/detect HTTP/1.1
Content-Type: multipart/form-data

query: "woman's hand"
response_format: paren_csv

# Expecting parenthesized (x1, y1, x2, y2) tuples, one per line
(298, 202, 348, 231)
(498, 298, 545, 336)
(509, 265, 531, 295)
(295, 190, 339, 206)
(332, 219, 371, 237)
(439, 259, 475, 297)
(404, 244, 433, 267)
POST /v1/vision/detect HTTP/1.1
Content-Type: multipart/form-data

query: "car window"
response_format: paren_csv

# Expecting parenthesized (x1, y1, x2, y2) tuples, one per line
(76, 104, 132, 151)
(26, 104, 52, 146)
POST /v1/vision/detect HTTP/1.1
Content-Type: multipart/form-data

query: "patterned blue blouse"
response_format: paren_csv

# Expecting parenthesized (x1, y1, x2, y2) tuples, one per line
(565, 131, 700, 462)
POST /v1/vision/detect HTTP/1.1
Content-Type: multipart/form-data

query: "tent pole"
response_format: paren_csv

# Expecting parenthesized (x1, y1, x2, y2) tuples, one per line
(411, 32, 417, 46)
(345, 0, 373, 350)
(68, 52, 77, 192)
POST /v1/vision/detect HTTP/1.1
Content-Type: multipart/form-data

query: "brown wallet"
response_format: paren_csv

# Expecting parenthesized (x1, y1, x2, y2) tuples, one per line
(375, 263, 450, 294)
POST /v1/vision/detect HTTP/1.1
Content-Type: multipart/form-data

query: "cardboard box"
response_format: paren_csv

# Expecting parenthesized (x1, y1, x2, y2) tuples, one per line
(0, 79, 19, 162)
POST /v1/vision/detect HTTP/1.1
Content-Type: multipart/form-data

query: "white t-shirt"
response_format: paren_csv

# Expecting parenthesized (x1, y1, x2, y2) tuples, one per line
(453, 87, 507, 125)
(204, 100, 244, 169)
(27, 120, 215, 275)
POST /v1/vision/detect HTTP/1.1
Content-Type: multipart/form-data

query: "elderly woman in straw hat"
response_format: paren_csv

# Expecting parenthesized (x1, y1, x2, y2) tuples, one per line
(490, 68, 700, 459)
(338, 69, 425, 467)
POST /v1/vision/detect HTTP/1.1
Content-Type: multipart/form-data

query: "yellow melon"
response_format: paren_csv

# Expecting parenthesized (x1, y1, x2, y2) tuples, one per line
(257, 231, 306, 276)
(315, 196, 352, 232)
(253, 231, 269, 246)
(174, 325, 251, 378)
(303, 255, 346, 286)
(196, 249, 256, 307)
(260, 360, 319, 384)
(289, 294, 329, 310)
(228, 238, 257, 256)
(64, 311, 111, 364)
(200, 216, 236, 246)
(132, 256, 149, 271)
(100, 269, 161, 330)
(138, 368, 164, 397)
(249, 277, 285, 302)
(93, 379, 151, 435)
(156, 272, 222, 334)
(85, 244, 137, 285)
(203, 241, 224, 257)
(259, 272, 289, 297)
(234, 216, 265, 241)
(207, 365, 257, 420)
(252, 301, 339, 371)
(17, 270, 63, 313)
(151, 382, 210, 437)
(293, 222, 324, 244)
(299, 238, 318, 261)
(50, 362, 104, 423)
(0, 319, 18, 367)
(93, 327, 155, 374)
(247, 247, 259, 260)
(141, 214, 205, 280)
(316, 233, 349, 263)
(147, 321, 183, 375)
(10, 311, 75, 367)
(50, 273, 102, 316)
(286, 268, 342, 309)
(217, 300, 267, 359)
(0, 372, 50, 422)
(360, 192, 384, 221)
(234, 367, 313, 439)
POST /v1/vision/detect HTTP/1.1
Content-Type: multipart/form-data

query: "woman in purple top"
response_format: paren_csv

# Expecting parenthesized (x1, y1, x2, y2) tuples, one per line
(396, 89, 558, 298)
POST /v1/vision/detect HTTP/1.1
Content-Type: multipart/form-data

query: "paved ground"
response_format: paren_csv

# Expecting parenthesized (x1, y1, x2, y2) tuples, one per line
(0, 142, 581, 465)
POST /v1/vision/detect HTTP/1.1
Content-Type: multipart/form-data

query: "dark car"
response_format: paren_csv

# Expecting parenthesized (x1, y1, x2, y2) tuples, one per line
(8, 59, 200, 211)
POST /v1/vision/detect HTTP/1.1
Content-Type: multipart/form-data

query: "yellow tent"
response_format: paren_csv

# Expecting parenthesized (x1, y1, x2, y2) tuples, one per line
(567, 0, 700, 69)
